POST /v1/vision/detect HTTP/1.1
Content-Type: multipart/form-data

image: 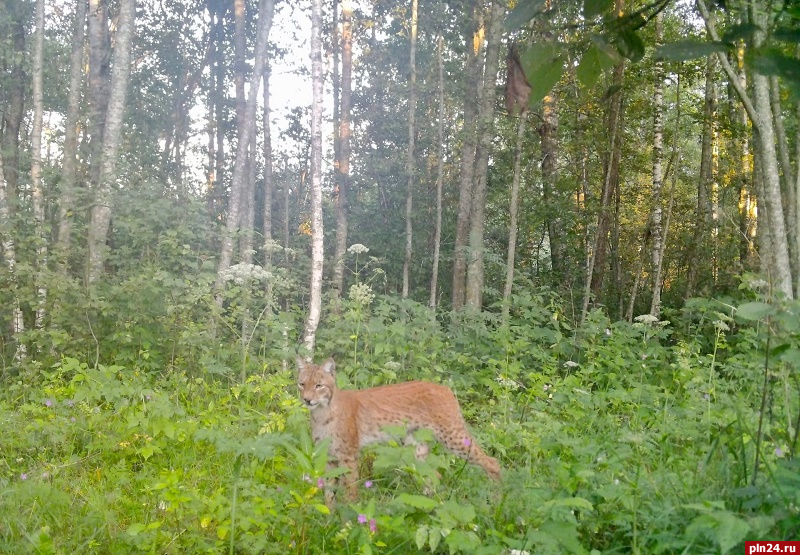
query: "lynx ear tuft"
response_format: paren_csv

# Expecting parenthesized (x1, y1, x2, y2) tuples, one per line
(296, 356, 308, 372)
(321, 358, 336, 374)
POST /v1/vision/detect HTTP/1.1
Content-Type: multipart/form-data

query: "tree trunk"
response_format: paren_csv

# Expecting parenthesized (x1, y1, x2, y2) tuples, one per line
(697, 0, 793, 298)
(31, 0, 47, 328)
(0, 152, 26, 360)
(1, 13, 26, 200)
(581, 54, 625, 323)
(263, 65, 274, 254)
(770, 76, 797, 291)
(429, 35, 445, 310)
(452, 0, 483, 310)
(502, 110, 528, 323)
(649, 13, 665, 318)
(540, 91, 562, 285)
(304, 0, 325, 353)
(333, 0, 353, 298)
(465, 0, 505, 310)
(686, 55, 717, 298)
(215, 0, 275, 297)
(87, 0, 135, 284)
(402, 0, 418, 299)
(87, 0, 111, 189)
(56, 0, 87, 265)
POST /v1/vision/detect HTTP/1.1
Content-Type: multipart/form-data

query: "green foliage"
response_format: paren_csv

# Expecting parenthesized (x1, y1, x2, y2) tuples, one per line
(3, 279, 799, 552)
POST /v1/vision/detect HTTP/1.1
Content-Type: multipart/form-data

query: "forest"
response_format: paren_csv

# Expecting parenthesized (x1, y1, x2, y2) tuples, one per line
(1, 0, 799, 552)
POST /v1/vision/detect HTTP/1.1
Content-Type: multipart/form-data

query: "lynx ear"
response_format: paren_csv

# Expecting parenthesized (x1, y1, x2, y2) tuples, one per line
(296, 356, 308, 373)
(320, 358, 336, 375)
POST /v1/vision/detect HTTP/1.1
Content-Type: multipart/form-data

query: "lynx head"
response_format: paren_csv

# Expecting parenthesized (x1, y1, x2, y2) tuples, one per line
(296, 357, 336, 410)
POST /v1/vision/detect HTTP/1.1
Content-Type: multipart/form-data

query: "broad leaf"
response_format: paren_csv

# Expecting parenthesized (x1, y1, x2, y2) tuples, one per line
(616, 29, 645, 61)
(538, 520, 589, 554)
(577, 45, 616, 89)
(721, 23, 759, 44)
(395, 493, 438, 511)
(735, 301, 774, 321)
(505, 0, 547, 30)
(655, 40, 728, 62)
(520, 43, 566, 104)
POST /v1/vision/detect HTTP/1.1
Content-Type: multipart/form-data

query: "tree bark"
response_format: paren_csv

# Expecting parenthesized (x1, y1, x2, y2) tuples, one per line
(1, 12, 26, 200)
(649, 13, 665, 317)
(686, 55, 716, 298)
(304, 0, 325, 353)
(31, 0, 47, 328)
(0, 152, 26, 360)
(540, 91, 562, 284)
(465, 0, 505, 310)
(333, 0, 353, 298)
(429, 35, 445, 310)
(263, 65, 274, 254)
(87, 0, 135, 284)
(57, 0, 88, 266)
(502, 110, 528, 323)
(452, 0, 483, 310)
(87, 0, 111, 189)
(402, 0, 418, 299)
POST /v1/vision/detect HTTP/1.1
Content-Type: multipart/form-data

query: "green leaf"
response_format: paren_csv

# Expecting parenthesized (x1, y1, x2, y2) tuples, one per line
(583, 0, 613, 19)
(505, 0, 547, 30)
(748, 49, 800, 98)
(126, 523, 146, 536)
(539, 520, 589, 554)
(616, 29, 645, 61)
(735, 301, 775, 321)
(314, 503, 330, 515)
(721, 23, 759, 44)
(655, 41, 728, 62)
(415, 526, 428, 550)
(576, 46, 615, 89)
(774, 26, 800, 43)
(519, 43, 565, 104)
(396, 493, 438, 511)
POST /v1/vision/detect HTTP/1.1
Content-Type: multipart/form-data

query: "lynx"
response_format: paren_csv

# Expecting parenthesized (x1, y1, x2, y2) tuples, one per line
(296, 357, 501, 501)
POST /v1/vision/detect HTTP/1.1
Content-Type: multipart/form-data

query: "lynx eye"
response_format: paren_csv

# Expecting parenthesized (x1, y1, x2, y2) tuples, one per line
(298, 382, 304, 388)
(315, 384, 324, 389)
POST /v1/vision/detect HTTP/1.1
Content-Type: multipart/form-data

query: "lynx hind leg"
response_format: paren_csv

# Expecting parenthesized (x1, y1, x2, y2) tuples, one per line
(435, 419, 501, 480)
(325, 455, 360, 506)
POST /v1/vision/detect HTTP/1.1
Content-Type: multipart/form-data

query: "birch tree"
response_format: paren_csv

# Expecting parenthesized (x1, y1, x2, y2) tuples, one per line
(86, 0, 135, 284)
(465, 0, 505, 310)
(31, 0, 46, 327)
(649, 13, 665, 317)
(0, 152, 25, 360)
(429, 35, 445, 310)
(333, 0, 353, 298)
(402, 0, 418, 299)
(303, 0, 325, 353)
(56, 0, 87, 265)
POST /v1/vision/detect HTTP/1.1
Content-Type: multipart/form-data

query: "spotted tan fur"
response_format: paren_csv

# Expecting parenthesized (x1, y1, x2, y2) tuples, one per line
(296, 357, 501, 502)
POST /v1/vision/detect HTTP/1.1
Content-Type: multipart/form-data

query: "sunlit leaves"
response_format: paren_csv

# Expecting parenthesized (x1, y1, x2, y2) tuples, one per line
(615, 28, 645, 61)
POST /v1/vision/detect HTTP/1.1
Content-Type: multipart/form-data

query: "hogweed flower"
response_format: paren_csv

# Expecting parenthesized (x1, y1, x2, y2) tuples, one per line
(348, 283, 375, 306)
(347, 243, 369, 255)
(219, 263, 272, 285)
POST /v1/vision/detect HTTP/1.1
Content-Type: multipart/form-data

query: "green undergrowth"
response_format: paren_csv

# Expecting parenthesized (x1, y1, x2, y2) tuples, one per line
(1, 293, 799, 553)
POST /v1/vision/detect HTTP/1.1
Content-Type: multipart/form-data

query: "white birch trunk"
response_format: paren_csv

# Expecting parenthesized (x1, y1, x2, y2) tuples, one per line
(429, 36, 445, 310)
(0, 153, 26, 360)
(303, 0, 325, 353)
(502, 111, 527, 323)
(333, 0, 352, 298)
(31, 0, 47, 327)
(649, 13, 664, 318)
(402, 0, 418, 299)
(87, 0, 135, 284)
